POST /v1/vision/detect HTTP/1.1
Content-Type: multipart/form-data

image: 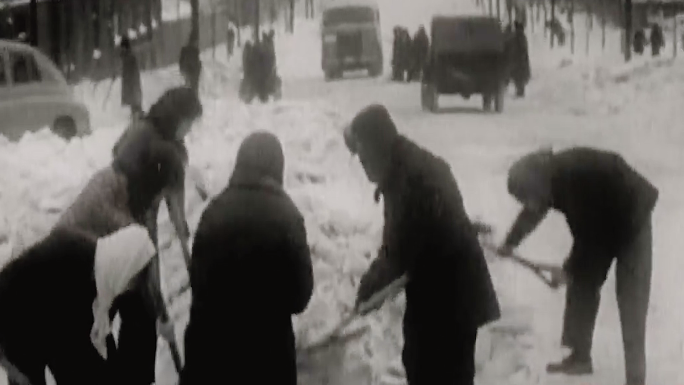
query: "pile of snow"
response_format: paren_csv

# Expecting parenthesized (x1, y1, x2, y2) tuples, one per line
(0, 96, 537, 385)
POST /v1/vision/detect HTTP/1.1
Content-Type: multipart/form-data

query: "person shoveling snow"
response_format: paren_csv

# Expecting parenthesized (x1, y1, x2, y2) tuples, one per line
(496, 147, 658, 385)
(51, 86, 203, 383)
(342, 104, 501, 385)
(0, 224, 155, 385)
(180, 131, 314, 385)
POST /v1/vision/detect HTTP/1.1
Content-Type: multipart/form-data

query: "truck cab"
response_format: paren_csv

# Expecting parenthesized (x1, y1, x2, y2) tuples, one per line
(321, 0, 383, 80)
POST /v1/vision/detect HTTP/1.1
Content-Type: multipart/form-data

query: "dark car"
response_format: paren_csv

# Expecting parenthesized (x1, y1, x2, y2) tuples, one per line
(421, 15, 507, 113)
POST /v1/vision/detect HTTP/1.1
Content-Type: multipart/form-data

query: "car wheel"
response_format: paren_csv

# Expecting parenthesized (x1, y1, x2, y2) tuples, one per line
(52, 116, 77, 140)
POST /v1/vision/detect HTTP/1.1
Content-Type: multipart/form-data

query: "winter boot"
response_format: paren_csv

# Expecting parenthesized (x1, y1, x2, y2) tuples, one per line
(546, 352, 593, 375)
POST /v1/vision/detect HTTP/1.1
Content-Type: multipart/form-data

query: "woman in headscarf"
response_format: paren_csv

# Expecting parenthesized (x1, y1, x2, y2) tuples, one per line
(52, 86, 203, 385)
(0, 225, 155, 385)
(180, 131, 314, 385)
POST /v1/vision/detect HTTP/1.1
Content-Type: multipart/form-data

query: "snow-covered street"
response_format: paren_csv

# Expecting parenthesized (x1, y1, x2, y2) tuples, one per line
(1, 0, 684, 384)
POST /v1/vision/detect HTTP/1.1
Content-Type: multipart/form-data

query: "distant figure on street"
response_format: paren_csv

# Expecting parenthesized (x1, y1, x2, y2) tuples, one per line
(634, 29, 646, 55)
(180, 37, 202, 94)
(118, 37, 142, 121)
(227, 26, 236, 59)
(498, 147, 658, 385)
(391, 26, 411, 81)
(545, 18, 566, 46)
(650, 24, 664, 57)
(409, 25, 429, 82)
(509, 21, 531, 97)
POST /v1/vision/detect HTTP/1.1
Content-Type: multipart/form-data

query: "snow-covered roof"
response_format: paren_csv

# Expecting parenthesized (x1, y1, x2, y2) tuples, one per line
(322, 0, 379, 11)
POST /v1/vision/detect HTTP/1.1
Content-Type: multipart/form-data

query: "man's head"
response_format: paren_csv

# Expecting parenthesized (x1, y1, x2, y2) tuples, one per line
(344, 104, 398, 184)
(507, 147, 554, 211)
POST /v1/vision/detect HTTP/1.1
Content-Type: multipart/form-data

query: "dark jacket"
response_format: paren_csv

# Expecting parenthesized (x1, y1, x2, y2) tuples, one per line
(112, 119, 188, 229)
(358, 136, 501, 338)
(180, 174, 313, 385)
(180, 45, 202, 76)
(551, 149, 657, 260)
(0, 229, 112, 385)
(506, 148, 658, 277)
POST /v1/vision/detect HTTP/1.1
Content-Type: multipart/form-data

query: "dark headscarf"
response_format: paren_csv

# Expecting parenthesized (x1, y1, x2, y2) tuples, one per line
(230, 131, 285, 188)
(146, 86, 203, 141)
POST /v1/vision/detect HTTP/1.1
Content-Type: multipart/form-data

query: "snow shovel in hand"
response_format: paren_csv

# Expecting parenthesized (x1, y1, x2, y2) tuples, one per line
(300, 274, 409, 355)
(473, 221, 566, 289)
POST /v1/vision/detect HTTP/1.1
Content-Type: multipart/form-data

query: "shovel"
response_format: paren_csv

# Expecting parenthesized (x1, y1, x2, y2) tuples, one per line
(473, 221, 566, 289)
(300, 274, 409, 355)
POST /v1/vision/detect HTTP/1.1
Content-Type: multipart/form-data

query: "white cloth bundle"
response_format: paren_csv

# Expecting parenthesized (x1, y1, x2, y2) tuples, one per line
(91, 224, 156, 359)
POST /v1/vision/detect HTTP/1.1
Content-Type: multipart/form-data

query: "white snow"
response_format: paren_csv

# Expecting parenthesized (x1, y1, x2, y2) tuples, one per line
(2, 0, 684, 384)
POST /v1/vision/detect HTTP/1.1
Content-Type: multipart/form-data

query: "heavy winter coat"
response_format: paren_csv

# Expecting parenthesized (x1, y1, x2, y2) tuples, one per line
(357, 136, 501, 368)
(0, 229, 112, 385)
(54, 119, 187, 241)
(506, 147, 658, 279)
(509, 30, 531, 84)
(180, 133, 313, 385)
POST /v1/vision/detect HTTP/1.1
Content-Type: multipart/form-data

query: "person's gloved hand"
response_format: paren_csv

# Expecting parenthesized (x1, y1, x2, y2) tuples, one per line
(496, 243, 514, 258)
(354, 273, 383, 316)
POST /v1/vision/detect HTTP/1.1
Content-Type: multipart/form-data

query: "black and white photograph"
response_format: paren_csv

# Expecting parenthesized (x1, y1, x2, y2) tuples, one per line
(0, 0, 681, 384)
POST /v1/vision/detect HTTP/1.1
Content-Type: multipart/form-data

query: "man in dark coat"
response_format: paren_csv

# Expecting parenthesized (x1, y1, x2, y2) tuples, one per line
(179, 37, 202, 94)
(409, 25, 429, 82)
(391, 27, 408, 82)
(497, 147, 658, 385)
(0, 225, 155, 385)
(634, 29, 646, 55)
(650, 24, 664, 57)
(180, 131, 314, 385)
(344, 105, 501, 385)
(509, 21, 531, 97)
(118, 37, 142, 120)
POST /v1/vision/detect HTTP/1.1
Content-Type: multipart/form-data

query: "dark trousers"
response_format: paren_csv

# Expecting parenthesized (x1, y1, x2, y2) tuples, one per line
(561, 221, 652, 385)
(107, 279, 158, 385)
(402, 328, 478, 385)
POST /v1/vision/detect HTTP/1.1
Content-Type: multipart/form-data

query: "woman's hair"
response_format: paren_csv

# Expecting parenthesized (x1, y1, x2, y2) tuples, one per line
(146, 87, 203, 140)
